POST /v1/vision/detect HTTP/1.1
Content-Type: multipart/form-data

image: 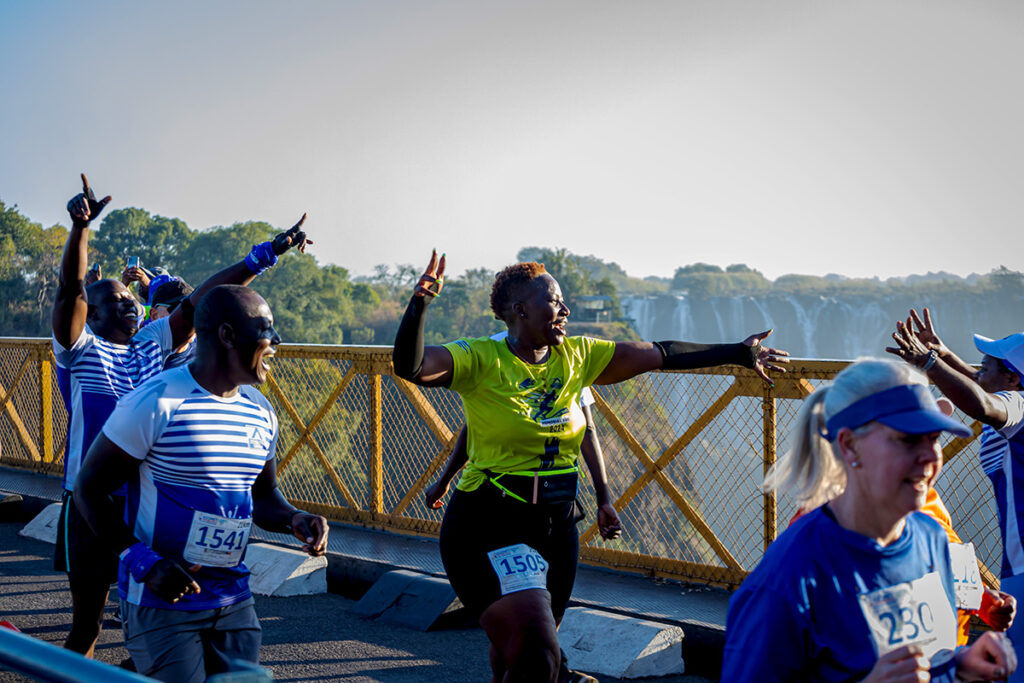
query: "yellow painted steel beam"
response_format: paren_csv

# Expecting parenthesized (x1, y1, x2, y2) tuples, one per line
(0, 354, 40, 463)
(266, 372, 359, 509)
(391, 431, 459, 515)
(391, 376, 455, 445)
(942, 421, 982, 465)
(579, 545, 747, 588)
(587, 387, 744, 572)
(369, 373, 383, 514)
(38, 348, 54, 464)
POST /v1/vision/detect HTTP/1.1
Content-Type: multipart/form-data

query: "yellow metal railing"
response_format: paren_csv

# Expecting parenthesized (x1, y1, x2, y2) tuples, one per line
(0, 340, 999, 589)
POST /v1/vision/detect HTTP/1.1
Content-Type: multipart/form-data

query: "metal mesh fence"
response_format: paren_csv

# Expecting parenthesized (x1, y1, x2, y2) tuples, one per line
(0, 342, 1001, 588)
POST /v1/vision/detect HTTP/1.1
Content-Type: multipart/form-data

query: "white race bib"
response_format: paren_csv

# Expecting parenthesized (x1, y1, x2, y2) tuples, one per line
(182, 511, 252, 568)
(949, 542, 984, 611)
(858, 572, 957, 664)
(487, 543, 549, 595)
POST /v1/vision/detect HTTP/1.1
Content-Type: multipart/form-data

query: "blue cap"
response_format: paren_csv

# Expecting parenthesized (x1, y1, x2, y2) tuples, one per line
(822, 384, 971, 440)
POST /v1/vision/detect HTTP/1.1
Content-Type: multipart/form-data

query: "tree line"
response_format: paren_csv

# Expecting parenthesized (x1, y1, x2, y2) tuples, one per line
(1, 198, 1020, 343)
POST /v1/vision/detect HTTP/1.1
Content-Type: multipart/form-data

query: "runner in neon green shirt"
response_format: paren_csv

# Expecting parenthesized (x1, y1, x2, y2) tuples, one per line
(393, 252, 788, 683)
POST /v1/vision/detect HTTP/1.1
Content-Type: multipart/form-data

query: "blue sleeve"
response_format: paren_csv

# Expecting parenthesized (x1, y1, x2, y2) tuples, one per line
(723, 583, 808, 682)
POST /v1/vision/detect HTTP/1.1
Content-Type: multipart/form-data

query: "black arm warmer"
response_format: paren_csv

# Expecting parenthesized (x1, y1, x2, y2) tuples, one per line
(392, 295, 432, 379)
(654, 340, 754, 370)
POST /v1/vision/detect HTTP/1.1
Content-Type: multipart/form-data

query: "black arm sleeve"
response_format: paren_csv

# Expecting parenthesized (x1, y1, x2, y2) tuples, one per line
(392, 295, 432, 379)
(654, 340, 754, 370)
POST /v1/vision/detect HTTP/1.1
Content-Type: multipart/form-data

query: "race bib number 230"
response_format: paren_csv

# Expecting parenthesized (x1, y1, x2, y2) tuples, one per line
(858, 572, 957, 663)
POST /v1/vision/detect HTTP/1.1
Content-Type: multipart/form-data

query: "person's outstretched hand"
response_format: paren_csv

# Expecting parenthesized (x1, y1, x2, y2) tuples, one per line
(908, 307, 949, 357)
(414, 249, 446, 298)
(66, 174, 112, 228)
(743, 329, 789, 384)
(271, 214, 312, 255)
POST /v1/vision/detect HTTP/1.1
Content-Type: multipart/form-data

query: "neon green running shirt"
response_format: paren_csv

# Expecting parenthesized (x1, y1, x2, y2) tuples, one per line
(442, 335, 616, 492)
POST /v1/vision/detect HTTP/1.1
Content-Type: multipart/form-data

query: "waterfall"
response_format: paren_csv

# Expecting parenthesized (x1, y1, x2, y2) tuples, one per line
(621, 292, 1024, 361)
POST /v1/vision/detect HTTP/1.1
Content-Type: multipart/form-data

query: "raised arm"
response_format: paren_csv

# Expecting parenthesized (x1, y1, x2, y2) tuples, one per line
(595, 330, 788, 385)
(888, 319, 1008, 427)
(392, 250, 454, 387)
(167, 213, 311, 348)
(52, 174, 112, 349)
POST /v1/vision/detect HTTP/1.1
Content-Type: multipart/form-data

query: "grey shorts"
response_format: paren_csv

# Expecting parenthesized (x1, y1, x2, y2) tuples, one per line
(121, 597, 261, 683)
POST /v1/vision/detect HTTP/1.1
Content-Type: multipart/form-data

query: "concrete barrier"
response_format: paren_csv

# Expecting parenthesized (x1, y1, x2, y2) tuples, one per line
(558, 607, 685, 679)
(351, 569, 465, 631)
(245, 543, 327, 596)
(18, 502, 61, 544)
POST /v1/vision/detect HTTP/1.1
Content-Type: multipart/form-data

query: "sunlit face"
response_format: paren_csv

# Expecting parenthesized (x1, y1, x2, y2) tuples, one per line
(976, 355, 1020, 393)
(87, 280, 141, 341)
(843, 423, 943, 519)
(518, 274, 571, 346)
(231, 301, 281, 385)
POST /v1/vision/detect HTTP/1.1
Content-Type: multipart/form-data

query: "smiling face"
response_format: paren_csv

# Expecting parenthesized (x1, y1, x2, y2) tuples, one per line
(230, 299, 281, 386)
(86, 280, 141, 343)
(841, 422, 943, 520)
(516, 274, 571, 347)
(976, 354, 1021, 393)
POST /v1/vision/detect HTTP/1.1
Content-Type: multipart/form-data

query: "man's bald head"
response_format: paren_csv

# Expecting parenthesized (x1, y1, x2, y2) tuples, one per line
(194, 285, 270, 341)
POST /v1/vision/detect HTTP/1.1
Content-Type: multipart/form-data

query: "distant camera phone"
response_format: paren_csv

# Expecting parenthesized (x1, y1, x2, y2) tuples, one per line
(126, 256, 140, 269)
(88, 263, 100, 274)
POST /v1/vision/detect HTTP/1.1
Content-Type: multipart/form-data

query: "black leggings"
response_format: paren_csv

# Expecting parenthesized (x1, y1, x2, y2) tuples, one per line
(439, 484, 580, 620)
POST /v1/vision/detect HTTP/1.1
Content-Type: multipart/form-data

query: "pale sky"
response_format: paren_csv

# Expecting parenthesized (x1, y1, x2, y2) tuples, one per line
(2, 1, 1022, 282)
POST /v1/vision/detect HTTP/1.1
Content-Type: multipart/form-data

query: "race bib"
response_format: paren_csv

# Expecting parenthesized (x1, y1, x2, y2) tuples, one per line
(487, 543, 549, 595)
(949, 542, 984, 611)
(182, 511, 252, 568)
(858, 572, 957, 664)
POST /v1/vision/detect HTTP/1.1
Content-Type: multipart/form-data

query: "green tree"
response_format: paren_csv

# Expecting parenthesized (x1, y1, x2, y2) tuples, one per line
(91, 208, 194, 276)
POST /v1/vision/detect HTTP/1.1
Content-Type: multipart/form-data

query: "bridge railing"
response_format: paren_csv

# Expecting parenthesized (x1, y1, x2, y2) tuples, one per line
(0, 339, 997, 589)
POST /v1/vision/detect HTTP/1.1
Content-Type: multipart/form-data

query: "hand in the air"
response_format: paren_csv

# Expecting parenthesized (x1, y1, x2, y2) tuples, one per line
(66, 174, 112, 228)
(271, 214, 312, 255)
(743, 329, 789, 384)
(413, 250, 446, 298)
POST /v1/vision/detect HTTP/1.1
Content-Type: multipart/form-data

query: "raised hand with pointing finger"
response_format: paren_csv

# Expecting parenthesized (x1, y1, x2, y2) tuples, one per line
(66, 174, 111, 229)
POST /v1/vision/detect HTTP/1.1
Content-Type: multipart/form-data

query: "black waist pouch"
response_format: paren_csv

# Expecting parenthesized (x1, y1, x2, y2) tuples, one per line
(486, 470, 579, 505)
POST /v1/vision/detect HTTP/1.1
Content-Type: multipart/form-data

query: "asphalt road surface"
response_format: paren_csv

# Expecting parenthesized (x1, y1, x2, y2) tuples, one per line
(0, 521, 714, 682)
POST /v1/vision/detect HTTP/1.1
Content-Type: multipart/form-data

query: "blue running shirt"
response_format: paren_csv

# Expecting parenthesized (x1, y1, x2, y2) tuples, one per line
(102, 366, 279, 610)
(723, 507, 958, 682)
(52, 319, 174, 490)
(977, 391, 1024, 577)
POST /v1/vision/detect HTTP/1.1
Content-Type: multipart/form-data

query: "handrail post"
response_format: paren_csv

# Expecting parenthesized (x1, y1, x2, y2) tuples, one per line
(762, 379, 777, 551)
(38, 345, 54, 466)
(369, 365, 383, 514)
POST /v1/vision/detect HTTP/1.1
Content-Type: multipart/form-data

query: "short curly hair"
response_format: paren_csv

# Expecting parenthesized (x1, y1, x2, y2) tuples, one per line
(490, 262, 547, 322)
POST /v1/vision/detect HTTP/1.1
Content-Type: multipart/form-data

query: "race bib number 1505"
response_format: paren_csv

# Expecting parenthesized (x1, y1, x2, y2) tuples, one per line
(487, 543, 549, 596)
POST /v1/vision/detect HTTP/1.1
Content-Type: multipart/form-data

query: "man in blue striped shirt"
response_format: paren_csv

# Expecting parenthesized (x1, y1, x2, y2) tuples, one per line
(75, 285, 327, 682)
(889, 308, 1024, 681)
(52, 174, 310, 657)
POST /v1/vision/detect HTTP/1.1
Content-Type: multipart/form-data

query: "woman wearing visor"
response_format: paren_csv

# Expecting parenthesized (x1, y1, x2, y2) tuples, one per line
(723, 359, 1016, 682)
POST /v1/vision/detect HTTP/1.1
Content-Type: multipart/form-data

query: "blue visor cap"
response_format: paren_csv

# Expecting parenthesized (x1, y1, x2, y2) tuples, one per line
(824, 384, 972, 439)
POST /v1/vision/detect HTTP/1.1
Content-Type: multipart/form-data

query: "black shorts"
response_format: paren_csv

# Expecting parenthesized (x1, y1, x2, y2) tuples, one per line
(54, 489, 123, 589)
(439, 483, 580, 620)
